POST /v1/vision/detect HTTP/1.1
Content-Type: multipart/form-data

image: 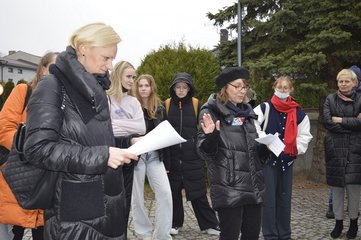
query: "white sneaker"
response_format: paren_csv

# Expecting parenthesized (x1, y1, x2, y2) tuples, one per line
(170, 227, 181, 235)
(202, 227, 220, 236)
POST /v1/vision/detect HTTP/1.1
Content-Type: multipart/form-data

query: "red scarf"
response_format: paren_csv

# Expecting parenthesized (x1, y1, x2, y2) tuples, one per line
(271, 95, 301, 157)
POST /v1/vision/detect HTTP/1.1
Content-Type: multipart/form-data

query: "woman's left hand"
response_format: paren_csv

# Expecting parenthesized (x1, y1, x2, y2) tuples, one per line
(201, 113, 220, 134)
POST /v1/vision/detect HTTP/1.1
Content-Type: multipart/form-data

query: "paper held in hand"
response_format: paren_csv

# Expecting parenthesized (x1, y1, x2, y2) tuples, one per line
(255, 132, 285, 157)
(126, 120, 186, 155)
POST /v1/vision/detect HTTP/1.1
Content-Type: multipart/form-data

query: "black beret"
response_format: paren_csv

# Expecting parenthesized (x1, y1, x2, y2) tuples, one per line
(215, 67, 249, 88)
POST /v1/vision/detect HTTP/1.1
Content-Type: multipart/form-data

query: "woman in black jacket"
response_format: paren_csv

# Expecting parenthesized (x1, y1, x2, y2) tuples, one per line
(23, 23, 138, 240)
(165, 72, 220, 236)
(197, 67, 269, 240)
(323, 69, 361, 239)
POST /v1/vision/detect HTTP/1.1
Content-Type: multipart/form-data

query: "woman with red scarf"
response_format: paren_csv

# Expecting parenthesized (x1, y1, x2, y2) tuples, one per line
(254, 76, 312, 240)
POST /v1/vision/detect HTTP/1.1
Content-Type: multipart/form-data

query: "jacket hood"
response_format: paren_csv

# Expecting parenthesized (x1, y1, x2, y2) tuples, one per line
(169, 72, 195, 98)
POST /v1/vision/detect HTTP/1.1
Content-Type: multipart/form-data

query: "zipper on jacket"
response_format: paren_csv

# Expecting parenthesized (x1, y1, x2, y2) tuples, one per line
(179, 101, 183, 150)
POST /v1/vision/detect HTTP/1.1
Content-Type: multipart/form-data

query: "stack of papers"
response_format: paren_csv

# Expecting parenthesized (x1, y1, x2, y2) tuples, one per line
(255, 133, 285, 157)
(126, 120, 186, 155)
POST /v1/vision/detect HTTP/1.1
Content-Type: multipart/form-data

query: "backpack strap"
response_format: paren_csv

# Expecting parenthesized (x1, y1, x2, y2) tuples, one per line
(165, 97, 199, 119)
(22, 84, 32, 113)
(165, 98, 171, 116)
(192, 97, 199, 120)
(262, 102, 270, 131)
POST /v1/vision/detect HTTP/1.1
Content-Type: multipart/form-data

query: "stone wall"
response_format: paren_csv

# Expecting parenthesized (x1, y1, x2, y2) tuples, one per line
(293, 110, 319, 173)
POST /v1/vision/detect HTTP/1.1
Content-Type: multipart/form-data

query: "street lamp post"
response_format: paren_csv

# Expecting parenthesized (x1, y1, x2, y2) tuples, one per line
(0, 59, 8, 83)
(237, 0, 242, 67)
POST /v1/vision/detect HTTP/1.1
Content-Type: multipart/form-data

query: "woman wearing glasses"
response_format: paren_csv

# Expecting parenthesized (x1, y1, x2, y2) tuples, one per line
(253, 76, 312, 240)
(197, 67, 269, 239)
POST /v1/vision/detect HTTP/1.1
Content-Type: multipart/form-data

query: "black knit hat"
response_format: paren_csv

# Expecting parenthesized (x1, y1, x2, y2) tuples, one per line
(215, 67, 249, 88)
(350, 65, 361, 82)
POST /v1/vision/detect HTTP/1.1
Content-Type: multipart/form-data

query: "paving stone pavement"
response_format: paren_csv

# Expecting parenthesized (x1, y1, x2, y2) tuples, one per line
(126, 185, 360, 240)
(23, 184, 361, 240)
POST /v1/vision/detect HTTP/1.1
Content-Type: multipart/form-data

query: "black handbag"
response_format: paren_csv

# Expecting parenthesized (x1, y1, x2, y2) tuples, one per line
(0, 146, 9, 166)
(2, 123, 58, 210)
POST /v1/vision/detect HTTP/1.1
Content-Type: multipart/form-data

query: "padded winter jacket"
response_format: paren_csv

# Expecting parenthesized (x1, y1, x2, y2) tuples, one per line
(164, 73, 207, 201)
(323, 91, 361, 187)
(24, 47, 127, 240)
(0, 84, 44, 228)
(197, 93, 269, 209)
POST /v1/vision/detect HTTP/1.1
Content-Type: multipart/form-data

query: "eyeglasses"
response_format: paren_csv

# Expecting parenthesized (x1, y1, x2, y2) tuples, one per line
(228, 83, 248, 91)
(126, 75, 136, 80)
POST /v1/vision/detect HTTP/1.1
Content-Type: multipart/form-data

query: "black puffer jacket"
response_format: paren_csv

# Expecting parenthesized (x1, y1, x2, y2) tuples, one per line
(197, 93, 268, 209)
(24, 47, 127, 240)
(323, 92, 361, 187)
(164, 72, 207, 201)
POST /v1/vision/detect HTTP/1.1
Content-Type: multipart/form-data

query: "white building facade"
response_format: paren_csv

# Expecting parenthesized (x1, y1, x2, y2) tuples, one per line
(0, 51, 40, 84)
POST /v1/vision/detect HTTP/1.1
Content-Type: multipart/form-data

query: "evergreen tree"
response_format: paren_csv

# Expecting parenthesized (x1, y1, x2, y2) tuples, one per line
(208, 0, 361, 97)
(208, 0, 361, 182)
(137, 42, 220, 103)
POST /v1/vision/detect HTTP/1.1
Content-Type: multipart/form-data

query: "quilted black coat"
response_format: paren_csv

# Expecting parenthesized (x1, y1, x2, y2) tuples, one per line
(164, 73, 207, 201)
(323, 92, 361, 187)
(197, 93, 268, 209)
(24, 47, 127, 240)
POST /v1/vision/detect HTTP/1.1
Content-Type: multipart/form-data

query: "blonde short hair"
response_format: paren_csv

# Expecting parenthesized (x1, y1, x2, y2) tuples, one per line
(336, 69, 357, 83)
(70, 22, 121, 51)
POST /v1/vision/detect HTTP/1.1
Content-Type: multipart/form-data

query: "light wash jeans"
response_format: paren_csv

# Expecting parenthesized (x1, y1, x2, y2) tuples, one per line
(0, 224, 13, 240)
(131, 151, 172, 240)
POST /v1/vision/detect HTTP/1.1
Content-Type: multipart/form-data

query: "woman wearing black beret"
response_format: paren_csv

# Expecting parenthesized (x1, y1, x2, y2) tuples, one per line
(197, 67, 269, 240)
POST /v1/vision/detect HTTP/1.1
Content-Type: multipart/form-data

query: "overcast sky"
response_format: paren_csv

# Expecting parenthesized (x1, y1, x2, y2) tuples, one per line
(0, 0, 236, 68)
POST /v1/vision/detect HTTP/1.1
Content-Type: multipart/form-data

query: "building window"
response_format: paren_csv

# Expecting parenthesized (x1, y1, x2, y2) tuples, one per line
(8, 68, 13, 73)
(18, 69, 23, 74)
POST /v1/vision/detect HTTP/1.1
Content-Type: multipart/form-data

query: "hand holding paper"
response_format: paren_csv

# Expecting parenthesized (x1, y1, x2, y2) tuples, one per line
(125, 120, 186, 155)
(255, 132, 285, 157)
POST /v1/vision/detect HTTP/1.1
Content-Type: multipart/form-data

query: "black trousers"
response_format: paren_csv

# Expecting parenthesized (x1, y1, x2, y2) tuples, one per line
(171, 181, 219, 230)
(123, 164, 135, 236)
(13, 225, 44, 240)
(218, 204, 262, 240)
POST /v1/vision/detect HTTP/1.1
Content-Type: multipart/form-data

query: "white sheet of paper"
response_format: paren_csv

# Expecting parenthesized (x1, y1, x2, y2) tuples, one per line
(125, 120, 186, 155)
(255, 132, 285, 157)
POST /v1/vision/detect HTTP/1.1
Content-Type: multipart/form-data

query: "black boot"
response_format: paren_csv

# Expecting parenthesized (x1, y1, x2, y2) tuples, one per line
(346, 218, 358, 239)
(326, 204, 335, 219)
(330, 220, 343, 239)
